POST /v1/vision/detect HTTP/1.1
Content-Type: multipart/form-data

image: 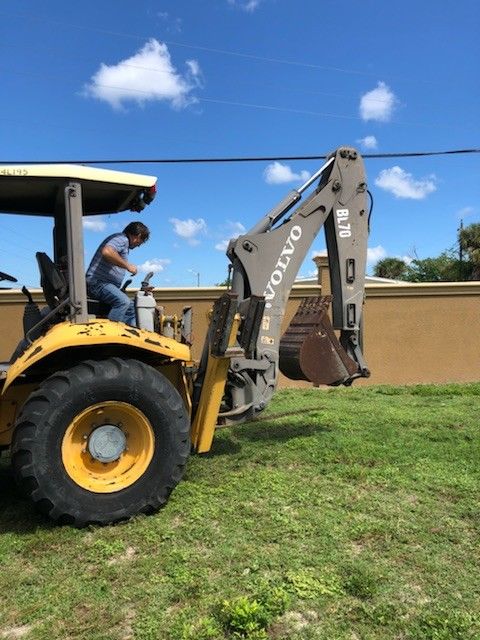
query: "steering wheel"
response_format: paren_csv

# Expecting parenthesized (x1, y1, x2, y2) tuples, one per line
(0, 271, 17, 283)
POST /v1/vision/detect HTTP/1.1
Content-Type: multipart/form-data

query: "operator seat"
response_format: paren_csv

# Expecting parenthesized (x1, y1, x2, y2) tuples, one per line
(9, 253, 69, 364)
(9, 254, 112, 364)
(36, 252, 68, 313)
(36, 252, 110, 318)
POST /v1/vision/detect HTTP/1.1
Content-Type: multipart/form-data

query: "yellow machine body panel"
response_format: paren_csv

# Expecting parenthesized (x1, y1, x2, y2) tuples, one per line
(2, 320, 191, 394)
(0, 383, 38, 447)
(190, 313, 241, 454)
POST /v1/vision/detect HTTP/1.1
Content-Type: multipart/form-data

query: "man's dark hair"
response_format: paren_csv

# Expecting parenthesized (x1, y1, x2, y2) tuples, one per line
(123, 221, 150, 242)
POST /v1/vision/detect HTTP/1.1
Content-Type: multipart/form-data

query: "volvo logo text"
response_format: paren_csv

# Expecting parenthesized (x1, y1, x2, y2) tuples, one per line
(263, 225, 302, 309)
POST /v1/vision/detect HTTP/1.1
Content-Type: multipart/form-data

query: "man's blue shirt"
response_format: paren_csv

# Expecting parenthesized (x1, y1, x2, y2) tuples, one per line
(86, 233, 129, 288)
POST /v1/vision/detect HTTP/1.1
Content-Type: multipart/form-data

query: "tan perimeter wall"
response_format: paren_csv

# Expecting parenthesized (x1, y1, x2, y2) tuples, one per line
(361, 282, 480, 385)
(1, 280, 479, 387)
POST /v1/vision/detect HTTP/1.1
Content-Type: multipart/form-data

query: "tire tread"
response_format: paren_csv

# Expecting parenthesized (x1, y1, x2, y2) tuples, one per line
(12, 358, 190, 527)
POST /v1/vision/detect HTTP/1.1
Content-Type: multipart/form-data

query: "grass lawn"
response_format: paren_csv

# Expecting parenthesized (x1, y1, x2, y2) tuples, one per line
(0, 383, 479, 640)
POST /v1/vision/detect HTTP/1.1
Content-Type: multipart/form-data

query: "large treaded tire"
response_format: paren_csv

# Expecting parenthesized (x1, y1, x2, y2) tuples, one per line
(11, 358, 190, 527)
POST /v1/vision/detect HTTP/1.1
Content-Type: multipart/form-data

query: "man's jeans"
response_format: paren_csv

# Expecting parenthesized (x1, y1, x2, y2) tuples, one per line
(87, 280, 136, 327)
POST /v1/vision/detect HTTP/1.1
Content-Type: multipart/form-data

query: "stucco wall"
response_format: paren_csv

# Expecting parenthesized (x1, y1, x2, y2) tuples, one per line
(1, 280, 479, 387)
(361, 282, 480, 385)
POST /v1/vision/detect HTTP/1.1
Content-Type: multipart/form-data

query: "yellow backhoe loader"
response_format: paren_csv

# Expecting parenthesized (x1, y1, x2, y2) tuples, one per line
(0, 147, 370, 526)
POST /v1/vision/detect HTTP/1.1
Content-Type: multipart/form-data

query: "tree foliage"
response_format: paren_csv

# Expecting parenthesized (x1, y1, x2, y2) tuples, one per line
(373, 257, 409, 280)
(405, 252, 468, 282)
(373, 222, 480, 283)
(459, 222, 480, 279)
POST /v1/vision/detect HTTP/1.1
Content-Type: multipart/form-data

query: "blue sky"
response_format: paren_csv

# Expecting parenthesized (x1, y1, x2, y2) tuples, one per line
(1, 0, 479, 287)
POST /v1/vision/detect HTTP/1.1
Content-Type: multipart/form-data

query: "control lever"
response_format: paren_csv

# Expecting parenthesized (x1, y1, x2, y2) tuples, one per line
(121, 279, 132, 292)
(140, 271, 154, 292)
(21, 285, 34, 304)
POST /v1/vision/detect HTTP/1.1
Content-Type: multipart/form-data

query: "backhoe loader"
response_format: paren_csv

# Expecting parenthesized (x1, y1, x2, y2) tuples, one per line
(0, 147, 370, 526)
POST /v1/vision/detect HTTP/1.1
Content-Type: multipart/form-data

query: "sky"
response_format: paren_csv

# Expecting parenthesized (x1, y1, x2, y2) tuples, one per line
(0, 0, 479, 288)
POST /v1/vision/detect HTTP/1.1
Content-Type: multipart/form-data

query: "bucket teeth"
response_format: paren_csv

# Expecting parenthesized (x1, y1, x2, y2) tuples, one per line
(279, 296, 360, 386)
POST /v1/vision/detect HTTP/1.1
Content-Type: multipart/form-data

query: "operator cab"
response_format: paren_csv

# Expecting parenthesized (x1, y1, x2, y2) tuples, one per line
(0, 164, 157, 358)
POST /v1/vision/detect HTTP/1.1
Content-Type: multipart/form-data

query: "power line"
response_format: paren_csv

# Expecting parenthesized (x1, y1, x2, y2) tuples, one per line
(1, 60, 394, 105)
(0, 67, 419, 126)
(0, 10, 438, 85)
(2, 149, 479, 166)
(1, 68, 435, 129)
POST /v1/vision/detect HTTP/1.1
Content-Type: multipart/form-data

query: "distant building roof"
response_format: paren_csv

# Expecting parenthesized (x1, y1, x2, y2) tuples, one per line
(295, 274, 412, 285)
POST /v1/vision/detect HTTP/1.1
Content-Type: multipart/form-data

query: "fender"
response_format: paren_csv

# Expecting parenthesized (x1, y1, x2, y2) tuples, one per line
(3, 320, 191, 393)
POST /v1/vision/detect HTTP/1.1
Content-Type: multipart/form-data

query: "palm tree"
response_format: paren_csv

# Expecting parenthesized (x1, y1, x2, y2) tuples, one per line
(459, 223, 480, 280)
(373, 257, 408, 280)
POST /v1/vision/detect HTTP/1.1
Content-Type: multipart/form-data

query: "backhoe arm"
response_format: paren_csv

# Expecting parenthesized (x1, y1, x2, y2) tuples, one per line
(192, 147, 370, 446)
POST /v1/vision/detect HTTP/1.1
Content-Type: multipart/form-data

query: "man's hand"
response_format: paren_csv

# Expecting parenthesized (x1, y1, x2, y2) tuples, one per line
(127, 263, 137, 276)
(102, 245, 137, 276)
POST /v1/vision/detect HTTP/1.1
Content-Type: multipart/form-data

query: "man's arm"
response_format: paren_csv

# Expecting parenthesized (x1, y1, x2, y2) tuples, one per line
(101, 246, 137, 275)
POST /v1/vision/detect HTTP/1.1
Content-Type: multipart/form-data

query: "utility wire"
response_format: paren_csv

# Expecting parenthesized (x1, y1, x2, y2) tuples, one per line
(1, 67, 429, 126)
(2, 149, 479, 165)
(2, 67, 446, 129)
(0, 10, 438, 85)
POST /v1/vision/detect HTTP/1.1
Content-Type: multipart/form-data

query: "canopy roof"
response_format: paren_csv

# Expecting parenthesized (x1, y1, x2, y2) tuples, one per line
(0, 164, 157, 216)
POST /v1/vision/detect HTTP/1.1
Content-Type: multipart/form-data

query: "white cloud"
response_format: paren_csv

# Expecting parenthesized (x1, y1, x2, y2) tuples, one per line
(375, 166, 437, 199)
(84, 39, 201, 110)
(186, 59, 201, 77)
(367, 245, 387, 267)
(359, 82, 397, 122)
(138, 258, 171, 274)
(296, 269, 318, 280)
(215, 221, 246, 251)
(227, 0, 261, 11)
(264, 162, 310, 185)
(357, 135, 378, 150)
(170, 217, 207, 245)
(83, 217, 107, 232)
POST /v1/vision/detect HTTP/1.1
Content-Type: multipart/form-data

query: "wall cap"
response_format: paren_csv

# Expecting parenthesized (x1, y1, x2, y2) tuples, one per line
(0, 284, 323, 304)
(1, 280, 478, 304)
(365, 281, 480, 297)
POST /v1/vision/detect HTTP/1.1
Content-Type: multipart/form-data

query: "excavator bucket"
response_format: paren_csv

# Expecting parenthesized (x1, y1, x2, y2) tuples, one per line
(279, 296, 360, 386)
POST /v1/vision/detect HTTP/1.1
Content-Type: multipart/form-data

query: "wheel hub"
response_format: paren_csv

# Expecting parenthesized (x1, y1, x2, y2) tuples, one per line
(88, 424, 127, 463)
(62, 401, 155, 493)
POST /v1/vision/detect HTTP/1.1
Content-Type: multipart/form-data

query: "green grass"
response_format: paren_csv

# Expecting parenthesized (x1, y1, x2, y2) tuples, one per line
(0, 383, 479, 640)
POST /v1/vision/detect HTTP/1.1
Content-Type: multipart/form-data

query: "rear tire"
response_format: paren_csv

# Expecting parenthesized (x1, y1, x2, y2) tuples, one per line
(11, 358, 190, 527)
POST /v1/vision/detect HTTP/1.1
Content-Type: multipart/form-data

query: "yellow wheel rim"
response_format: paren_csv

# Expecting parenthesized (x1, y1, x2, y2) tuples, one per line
(61, 401, 155, 494)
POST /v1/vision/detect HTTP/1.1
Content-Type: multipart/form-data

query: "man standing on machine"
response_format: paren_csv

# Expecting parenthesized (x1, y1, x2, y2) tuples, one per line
(86, 221, 150, 326)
